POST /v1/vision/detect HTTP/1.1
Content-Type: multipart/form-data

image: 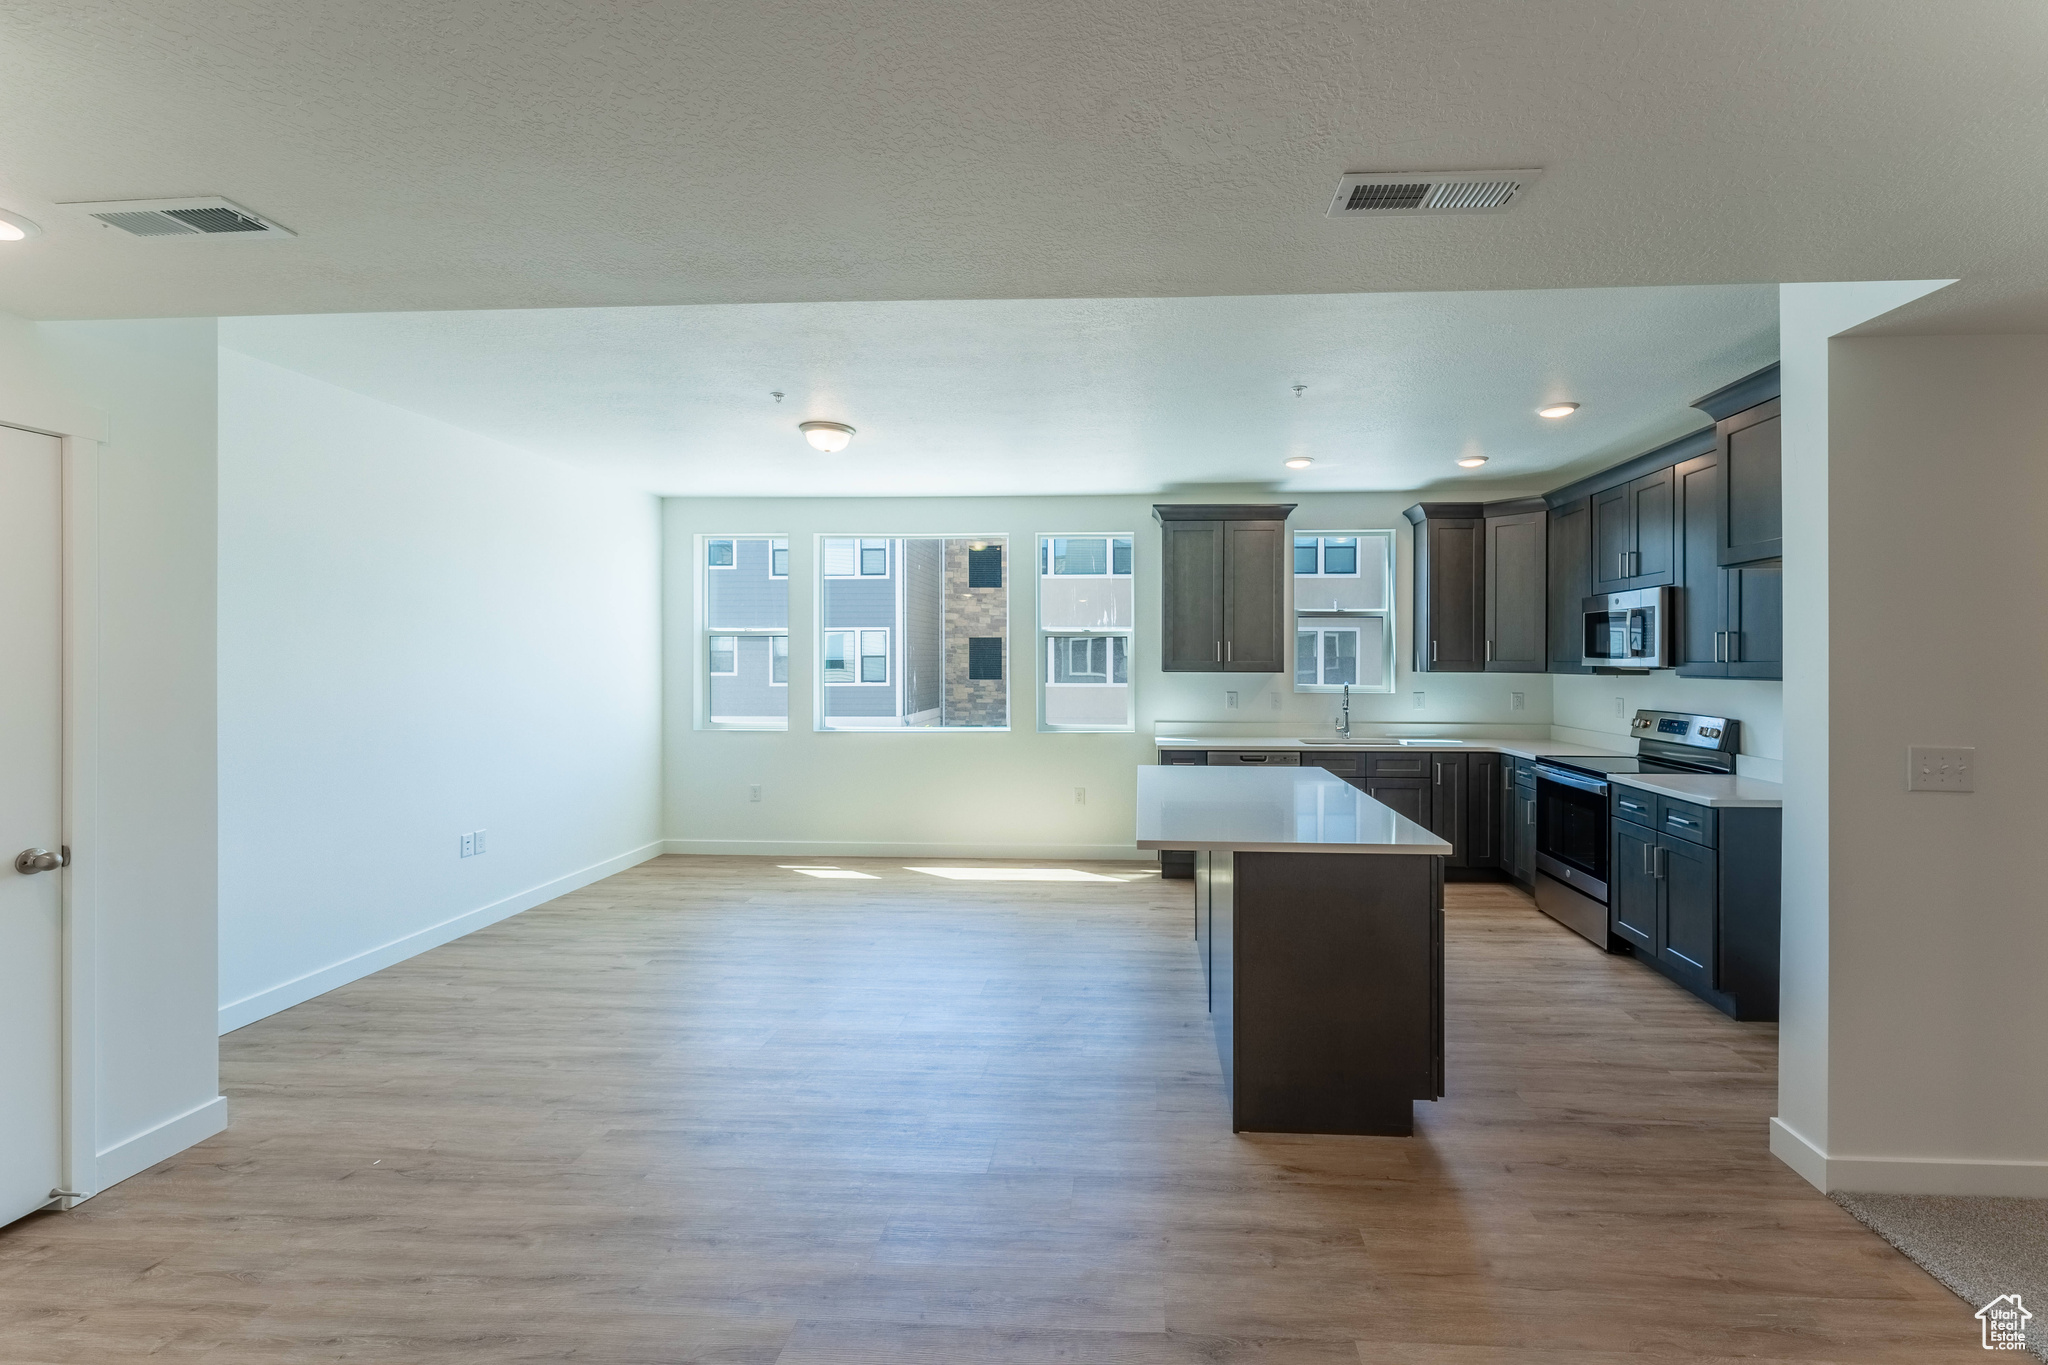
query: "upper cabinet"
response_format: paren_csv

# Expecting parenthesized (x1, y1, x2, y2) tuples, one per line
(1546, 496, 1591, 673)
(1154, 504, 1294, 672)
(1483, 499, 1547, 672)
(1589, 466, 1675, 593)
(1692, 364, 1782, 565)
(1404, 500, 1547, 674)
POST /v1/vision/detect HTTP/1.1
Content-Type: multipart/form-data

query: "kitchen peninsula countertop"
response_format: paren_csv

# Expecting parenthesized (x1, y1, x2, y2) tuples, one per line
(1152, 736, 1783, 808)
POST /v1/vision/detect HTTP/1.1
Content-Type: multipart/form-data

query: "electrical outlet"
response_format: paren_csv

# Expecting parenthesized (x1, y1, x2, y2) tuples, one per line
(1614, 696, 1626, 718)
(460, 832, 474, 858)
(1510, 691, 1525, 712)
(1225, 690, 1239, 709)
(473, 829, 486, 855)
(1074, 786, 1086, 805)
(1907, 746, 1974, 792)
(749, 784, 762, 803)
(1270, 692, 1281, 711)
(1412, 692, 1426, 709)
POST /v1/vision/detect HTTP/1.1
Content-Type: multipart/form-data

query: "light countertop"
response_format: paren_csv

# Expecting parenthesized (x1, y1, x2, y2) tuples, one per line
(1135, 765, 1453, 855)
(1153, 736, 1783, 808)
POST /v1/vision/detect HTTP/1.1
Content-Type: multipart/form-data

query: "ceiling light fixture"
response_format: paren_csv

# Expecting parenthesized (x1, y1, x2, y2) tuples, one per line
(0, 209, 43, 241)
(1458, 456, 1489, 468)
(1285, 456, 1314, 470)
(799, 420, 855, 454)
(1538, 402, 1580, 419)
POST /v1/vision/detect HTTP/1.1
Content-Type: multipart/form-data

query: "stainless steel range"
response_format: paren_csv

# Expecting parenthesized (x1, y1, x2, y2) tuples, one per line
(1531, 710, 1739, 948)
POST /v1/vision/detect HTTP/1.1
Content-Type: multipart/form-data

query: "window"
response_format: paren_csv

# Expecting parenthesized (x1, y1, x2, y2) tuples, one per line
(1039, 532, 1134, 730)
(702, 535, 790, 727)
(819, 535, 1007, 729)
(1294, 534, 1359, 576)
(968, 636, 1003, 680)
(1294, 529, 1394, 693)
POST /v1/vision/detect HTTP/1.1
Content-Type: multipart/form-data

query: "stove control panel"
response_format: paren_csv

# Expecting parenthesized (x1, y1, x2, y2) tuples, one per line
(1630, 709, 1738, 752)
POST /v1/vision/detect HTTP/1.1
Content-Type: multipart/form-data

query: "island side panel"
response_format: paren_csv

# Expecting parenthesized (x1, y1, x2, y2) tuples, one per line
(1206, 850, 1235, 1105)
(1230, 851, 1441, 1136)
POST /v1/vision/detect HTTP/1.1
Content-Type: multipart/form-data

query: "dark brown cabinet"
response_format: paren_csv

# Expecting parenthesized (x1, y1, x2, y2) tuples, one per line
(1483, 500, 1547, 672)
(1154, 504, 1294, 672)
(1675, 448, 1783, 681)
(1466, 751, 1503, 868)
(1590, 466, 1675, 593)
(1403, 503, 1485, 672)
(1546, 496, 1592, 673)
(1428, 753, 1467, 866)
(1364, 776, 1429, 827)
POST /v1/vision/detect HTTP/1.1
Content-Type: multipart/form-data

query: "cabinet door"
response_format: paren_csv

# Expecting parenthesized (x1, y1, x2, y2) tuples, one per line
(1430, 754, 1467, 866)
(1222, 520, 1286, 672)
(1590, 483, 1636, 593)
(1720, 399, 1782, 564)
(1610, 821, 1659, 952)
(1674, 452, 1729, 678)
(1364, 776, 1430, 827)
(1726, 561, 1782, 680)
(1159, 521, 1224, 671)
(1627, 467, 1675, 586)
(1484, 508, 1547, 672)
(1466, 752, 1502, 868)
(1658, 835, 1718, 989)
(1547, 498, 1591, 672)
(1420, 518, 1485, 672)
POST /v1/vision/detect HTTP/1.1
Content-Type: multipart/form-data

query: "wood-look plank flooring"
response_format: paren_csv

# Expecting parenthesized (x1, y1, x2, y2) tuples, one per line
(0, 857, 1984, 1362)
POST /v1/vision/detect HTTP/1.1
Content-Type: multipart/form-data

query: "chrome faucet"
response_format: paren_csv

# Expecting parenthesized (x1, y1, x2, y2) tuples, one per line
(1334, 684, 1351, 739)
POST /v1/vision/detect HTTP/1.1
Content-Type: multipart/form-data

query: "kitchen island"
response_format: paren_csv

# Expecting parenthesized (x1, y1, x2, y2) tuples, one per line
(1135, 764, 1453, 1136)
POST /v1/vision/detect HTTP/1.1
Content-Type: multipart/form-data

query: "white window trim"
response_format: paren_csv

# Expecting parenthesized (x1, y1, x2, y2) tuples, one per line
(1037, 532, 1137, 732)
(1292, 529, 1395, 694)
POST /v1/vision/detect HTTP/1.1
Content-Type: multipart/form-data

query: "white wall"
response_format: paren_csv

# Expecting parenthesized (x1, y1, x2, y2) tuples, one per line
(663, 489, 1555, 858)
(27, 317, 225, 1191)
(1553, 675, 1783, 779)
(216, 350, 663, 1032)
(1776, 330, 2048, 1194)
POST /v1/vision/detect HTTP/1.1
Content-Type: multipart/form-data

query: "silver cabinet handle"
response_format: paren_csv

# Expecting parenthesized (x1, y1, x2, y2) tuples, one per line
(1215, 641, 1221, 661)
(1434, 762, 1441, 785)
(1226, 640, 1232, 662)
(1485, 640, 1492, 663)
(14, 847, 67, 875)
(1431, 640, 1438, 663)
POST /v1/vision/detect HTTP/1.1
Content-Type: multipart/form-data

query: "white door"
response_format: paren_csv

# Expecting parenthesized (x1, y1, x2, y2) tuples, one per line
(0, 425, 63, 1225)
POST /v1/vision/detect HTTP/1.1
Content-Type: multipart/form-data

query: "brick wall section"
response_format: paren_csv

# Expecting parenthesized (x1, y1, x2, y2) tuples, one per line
(943, 538, 1007, 727)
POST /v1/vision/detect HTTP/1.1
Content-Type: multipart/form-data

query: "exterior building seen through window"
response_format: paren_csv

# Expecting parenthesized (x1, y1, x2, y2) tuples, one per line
(1294, 530, 1394, 693)
(819, 536, 1007, 729)
(1040, 533, 1134, 730)
(704, 535, 790, 727)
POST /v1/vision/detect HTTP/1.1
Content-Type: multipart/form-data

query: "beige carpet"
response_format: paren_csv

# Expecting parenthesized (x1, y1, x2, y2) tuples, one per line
(1834, 1192, 2048, 1360)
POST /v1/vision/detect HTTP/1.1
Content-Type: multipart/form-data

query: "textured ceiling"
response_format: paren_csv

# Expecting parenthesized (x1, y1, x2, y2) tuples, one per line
(0, 1, 2039, 328)
(222, 285, 1778, 498)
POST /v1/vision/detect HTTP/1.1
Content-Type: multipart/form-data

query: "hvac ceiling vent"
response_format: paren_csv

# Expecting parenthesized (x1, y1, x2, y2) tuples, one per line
(1327, 170, 1542, 218)
(62, 196, 294, 238)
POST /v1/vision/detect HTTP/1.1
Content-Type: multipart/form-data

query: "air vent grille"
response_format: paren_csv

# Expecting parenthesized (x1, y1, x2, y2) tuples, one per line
(1328, 169, 1542, 218)
(61, 196, 294, 238)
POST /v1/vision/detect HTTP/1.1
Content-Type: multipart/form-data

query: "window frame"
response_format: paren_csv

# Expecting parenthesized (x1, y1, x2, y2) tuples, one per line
(1292, 529, 1395, 695)
(1294, 533, 1362, 578)
(1036, 531, 1137, 733)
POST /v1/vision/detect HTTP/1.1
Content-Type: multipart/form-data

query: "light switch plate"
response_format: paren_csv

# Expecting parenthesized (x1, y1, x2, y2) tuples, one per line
(473, 829, 486, 854)
(1907, 746, 1974, 792)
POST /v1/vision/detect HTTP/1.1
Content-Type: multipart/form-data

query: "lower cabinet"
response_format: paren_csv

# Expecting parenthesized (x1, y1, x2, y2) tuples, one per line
(1609, 792, 1780, 1020)
(1466, 751, 1502, 869)
(1509, 769, 1537, 885)
(1365, 776, 1430, 828)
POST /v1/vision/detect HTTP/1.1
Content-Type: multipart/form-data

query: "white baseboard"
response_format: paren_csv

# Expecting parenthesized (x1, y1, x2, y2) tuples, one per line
(91, 1095, 228, 1194)
(659, 839, 1152, 861)
(1771, 1116, 2048, 1195)
(218, 841, 667, 1034)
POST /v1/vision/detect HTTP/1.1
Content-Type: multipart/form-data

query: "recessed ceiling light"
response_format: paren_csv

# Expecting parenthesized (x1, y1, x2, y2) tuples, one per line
(1457, 456, 1489, 468)
(0, 209, 43, 241)
(1538, 402, 1580, 419)
(1284, 456, 1313, 470)
(799, 420, 855, 453)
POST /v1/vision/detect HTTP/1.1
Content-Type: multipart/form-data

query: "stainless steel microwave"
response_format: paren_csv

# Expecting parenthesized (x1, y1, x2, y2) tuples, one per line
(1582, 586, 1673, 669)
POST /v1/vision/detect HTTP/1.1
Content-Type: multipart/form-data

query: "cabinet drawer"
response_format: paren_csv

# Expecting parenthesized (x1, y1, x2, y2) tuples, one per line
(1367, 752, 1432, 778)
(1657, 796, 1716, 847)
(1611, 787, 1656, 826)
(1159, 750, 1207, 765)
(1301, 752, 1359, 777)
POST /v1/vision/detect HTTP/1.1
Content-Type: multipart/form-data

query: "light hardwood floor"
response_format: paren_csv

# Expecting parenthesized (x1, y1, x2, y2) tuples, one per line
(0, 857, 1984, 1362)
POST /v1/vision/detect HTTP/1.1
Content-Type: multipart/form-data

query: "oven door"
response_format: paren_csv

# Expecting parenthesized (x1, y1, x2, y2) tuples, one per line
(1535, 764, 1611, 901)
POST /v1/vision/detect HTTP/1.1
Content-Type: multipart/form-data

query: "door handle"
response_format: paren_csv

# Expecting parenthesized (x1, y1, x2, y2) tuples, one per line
(1431, 639, 1438, 663)
(1225, 640, 1232, 662)
(14, 847, 67, 876)
(1485, 640, 1492, 663)
(1215, 641, 1221, 661)
(1434, 762, 1441, 786)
